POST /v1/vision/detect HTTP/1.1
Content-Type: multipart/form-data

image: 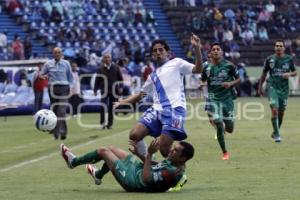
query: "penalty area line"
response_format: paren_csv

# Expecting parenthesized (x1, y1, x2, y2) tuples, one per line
(0, 129, 129, 173)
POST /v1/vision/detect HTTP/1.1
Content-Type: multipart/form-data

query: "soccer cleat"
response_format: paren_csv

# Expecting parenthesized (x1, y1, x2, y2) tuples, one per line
(271, 133, 281, 143)
(222, 152, 229, 160)
(60, 144, 76, 169)
(86, 164, 102, 185)
(168, 174, 187, 192)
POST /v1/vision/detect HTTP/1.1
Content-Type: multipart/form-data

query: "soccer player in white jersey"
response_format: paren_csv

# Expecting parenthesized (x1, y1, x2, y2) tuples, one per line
(114, 34, 203, 190)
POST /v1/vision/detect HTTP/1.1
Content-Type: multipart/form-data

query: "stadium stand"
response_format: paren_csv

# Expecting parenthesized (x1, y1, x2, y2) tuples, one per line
(160, 0, 300, 66)
(0, 0, 299, 115)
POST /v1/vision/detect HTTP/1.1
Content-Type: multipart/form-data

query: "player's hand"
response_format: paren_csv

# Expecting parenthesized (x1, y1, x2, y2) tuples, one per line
(113, 101, 121, 109)
(222, 82, 232, 89)
(148, 138, 159, 155)
(129, 140, 138, 155)
(282, 73, 290, 80)
(190, 33, 202, 49)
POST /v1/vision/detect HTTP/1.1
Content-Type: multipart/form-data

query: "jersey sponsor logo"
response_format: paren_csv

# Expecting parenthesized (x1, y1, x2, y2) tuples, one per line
(218, 70, 227, 78)
(282, 63, 289, 69)
(119, 170, 126, 177)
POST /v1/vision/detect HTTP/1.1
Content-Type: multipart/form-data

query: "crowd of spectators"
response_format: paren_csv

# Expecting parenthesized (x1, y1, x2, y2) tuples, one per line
(179, 0, 300, 62)
(0, 0, 158, 81)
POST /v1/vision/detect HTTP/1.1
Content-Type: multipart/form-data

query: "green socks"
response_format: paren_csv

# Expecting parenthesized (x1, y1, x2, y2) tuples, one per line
(271, 117, 280, 135)
(71, 150, 101, 167)
(95, 164, 110, 180)
(216, 123, 227, 153)
(278, 115, 283, 128)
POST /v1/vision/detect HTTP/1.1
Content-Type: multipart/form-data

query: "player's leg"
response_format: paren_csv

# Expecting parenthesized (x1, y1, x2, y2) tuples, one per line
(129, 123, 149, 157)
(87, 146, 131, 186)
(207, 101, 228, 159)
(268, 89, 281, 142)
(130, 108, 161, 156)
(278, 97, 287, 128)
(85, 147, 120, 185)
(159, 134, 174, 158)
(223, 99, 235, 134)
(206, 99, 217, 139)
(161, 107, 188, 191)
(60, 143, 104, 170)
(269, 90, 281, 142)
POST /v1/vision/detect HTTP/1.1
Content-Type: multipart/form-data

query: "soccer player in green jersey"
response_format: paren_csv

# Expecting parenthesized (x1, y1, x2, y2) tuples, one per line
(60, 139, 194, 192)
(201, 43, 240, 160)
(258, 39, 297, 142)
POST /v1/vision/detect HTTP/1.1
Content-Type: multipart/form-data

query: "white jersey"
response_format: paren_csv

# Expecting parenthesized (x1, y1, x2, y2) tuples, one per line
(142, 58, 194, 111)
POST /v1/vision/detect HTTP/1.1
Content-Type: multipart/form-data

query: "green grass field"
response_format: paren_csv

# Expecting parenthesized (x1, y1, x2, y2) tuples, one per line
(1, 97, 300, 200)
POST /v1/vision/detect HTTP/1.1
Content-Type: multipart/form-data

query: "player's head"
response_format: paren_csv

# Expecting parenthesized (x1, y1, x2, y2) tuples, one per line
(210, 42, 223, 61)
(274, 39, 285, 56)
(53, 47, 62, 61)
(168, 141, 194, 164)
(150, 39, 170, 64)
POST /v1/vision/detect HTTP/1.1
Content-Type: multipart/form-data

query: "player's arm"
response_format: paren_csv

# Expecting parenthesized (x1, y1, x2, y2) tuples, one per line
(142, 139, 159, 184)
(258, 58, 270, 96)
(191, 33, 203, 74)
(113, 92, 145, 109)
(258, 72, 267, 95)
(283, 59, 297, 79)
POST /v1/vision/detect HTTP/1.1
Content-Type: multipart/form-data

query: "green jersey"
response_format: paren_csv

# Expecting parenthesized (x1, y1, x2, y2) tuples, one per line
(263, 54, 296, 97)
(114, 155, 184, 192)
(201, 59, 239, 101)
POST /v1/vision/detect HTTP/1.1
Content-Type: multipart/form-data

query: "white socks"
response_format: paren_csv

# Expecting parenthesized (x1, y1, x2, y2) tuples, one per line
(136, 140, 147, 157)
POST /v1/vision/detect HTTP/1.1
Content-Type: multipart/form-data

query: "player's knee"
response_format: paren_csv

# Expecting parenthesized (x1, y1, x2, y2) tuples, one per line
(271, 108, 278, 116)
(107, 145, 116, 151)
(225, 126, 234, 133)
(129, 128, 144, 141)
(214, 121, 223, 128)
(97, 147, 110, 156)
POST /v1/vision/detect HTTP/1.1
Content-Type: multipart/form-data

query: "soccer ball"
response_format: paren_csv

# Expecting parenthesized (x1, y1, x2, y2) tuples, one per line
(34, 109, 57, 132)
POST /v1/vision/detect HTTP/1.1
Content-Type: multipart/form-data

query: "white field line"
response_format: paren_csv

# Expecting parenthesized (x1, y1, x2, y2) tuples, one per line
(0, 129, 129, 173)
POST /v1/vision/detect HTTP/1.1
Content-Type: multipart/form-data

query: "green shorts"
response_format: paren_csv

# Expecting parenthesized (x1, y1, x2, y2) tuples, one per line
(267, 87, 288, 111)
(113, 154, 145, 191)
(206, 98, 235, 124)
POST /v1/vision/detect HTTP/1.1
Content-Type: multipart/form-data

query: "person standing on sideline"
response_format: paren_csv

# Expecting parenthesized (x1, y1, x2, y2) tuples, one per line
(94, 53, 123, 129)
(114, 34, 203, 191)
(32, 63, 48, 113)
(201, 43, 240, 160)
(69, 62, 82, 117)
(40, 47, 73, 140)
(258, 39, 297, 143)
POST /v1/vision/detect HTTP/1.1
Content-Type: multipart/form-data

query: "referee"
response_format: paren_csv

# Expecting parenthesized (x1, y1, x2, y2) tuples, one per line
(40, 47, 73, 140)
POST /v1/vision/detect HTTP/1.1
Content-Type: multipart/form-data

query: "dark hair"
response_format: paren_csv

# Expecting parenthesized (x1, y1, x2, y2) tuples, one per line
(275, 39, 285, 47)
(150, 39, 170, 52)
(179, 141, 194, 161)
(210, 42, 222, 50)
